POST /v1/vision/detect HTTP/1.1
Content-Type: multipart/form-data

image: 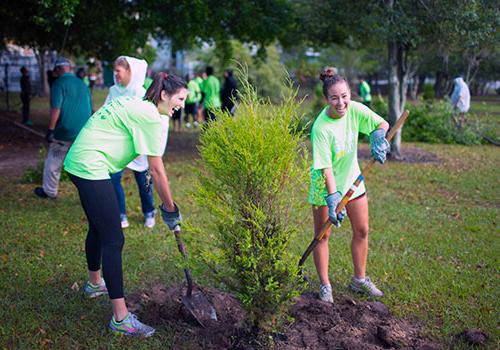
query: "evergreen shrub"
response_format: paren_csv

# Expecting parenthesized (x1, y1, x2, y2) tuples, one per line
(192, 71, 309, 330)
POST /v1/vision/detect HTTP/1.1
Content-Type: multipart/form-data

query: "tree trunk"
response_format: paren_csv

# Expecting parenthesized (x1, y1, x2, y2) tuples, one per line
(35, 49, 49, 96)
(387, 40, 411, 159)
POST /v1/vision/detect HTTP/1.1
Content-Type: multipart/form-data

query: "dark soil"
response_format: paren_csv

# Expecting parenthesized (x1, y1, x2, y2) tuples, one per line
(358, 145, 439, 164)
(127, 282, 442, 350)
(0, 113, 43, 178)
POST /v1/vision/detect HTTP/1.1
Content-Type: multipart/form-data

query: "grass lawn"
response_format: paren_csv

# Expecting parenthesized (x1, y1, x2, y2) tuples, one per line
(0, 91, 499, 348)
(0, 140, 498, 349)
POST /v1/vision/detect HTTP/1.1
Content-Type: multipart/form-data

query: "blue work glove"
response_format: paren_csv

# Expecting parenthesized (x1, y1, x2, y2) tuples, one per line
(160, 203, 182, 230)
(369, 128, 390, 164)
(45, 129, 55, 143)
(325, 192, 346, 227)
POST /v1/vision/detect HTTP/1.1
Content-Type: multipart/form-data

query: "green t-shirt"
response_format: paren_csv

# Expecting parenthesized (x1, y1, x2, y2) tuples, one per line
(186, 79, 201, 104)
(64, 96, 165, 180)
(50, 73, 92, 141)
(308, 101, 384, 206)
(202, 75, 221, 110)
(359, 81, 372, 102)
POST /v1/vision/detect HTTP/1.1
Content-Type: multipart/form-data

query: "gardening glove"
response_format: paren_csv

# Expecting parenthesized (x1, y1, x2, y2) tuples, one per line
(325, 192, 346, 227)
(160, 203, 182, 230)
(45, 129, 55, 143)
(369, 128, 390, 164)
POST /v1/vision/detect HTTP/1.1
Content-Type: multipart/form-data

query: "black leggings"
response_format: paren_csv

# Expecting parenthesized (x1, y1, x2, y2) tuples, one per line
(70, 174, 125, 299)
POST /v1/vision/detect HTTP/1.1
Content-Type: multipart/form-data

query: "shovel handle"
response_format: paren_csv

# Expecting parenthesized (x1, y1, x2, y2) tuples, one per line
(298, 110, 410, 269)
(172, 225, 194, 297)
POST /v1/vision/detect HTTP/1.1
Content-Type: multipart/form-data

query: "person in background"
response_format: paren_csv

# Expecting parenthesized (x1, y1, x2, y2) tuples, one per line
(76, 67, 90, 88)
(34, 57, 92, 199)
(450, 76, 471, 128)
(221, 69, 238, 115)
(63, 72, 187, 337)
(105, 56, 159, 229)
(309, 67, 389, 303)
(19, 66, 32, 126)
(171, 106, 182, 132)
(184, 73, 201, 128)
(202, 66, 221, 122)
(195, 71, 206, 124)
(358, 77, 372, 108)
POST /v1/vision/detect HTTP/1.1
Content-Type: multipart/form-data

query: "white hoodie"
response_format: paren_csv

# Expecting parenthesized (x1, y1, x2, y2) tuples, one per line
(105, 57, 168, 172)
(451, 77, 470, 113)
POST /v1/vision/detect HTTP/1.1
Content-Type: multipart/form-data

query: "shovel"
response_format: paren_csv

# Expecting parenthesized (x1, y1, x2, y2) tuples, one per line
(299, 110, 410, 273)
(171, 225, 217, 327)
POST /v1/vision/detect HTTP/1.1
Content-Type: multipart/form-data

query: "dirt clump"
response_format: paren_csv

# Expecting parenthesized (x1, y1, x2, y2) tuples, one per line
(127, 282, 441, 350)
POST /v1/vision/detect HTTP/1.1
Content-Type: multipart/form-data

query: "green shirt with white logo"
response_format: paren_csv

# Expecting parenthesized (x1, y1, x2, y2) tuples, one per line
(308, 101, 384, 206)
(64, 97, 165, 180)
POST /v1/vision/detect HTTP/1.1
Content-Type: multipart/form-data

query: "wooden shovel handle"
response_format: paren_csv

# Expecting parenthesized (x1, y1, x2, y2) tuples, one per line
(298, 110, 410, 269)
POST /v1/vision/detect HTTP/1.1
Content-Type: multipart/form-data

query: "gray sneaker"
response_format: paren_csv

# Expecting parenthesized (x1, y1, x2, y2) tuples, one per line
(109, 312, 155, 337)
(83, 280, 108, 298)
(349, 276, 384, 297)
(319, 284, 333, 303)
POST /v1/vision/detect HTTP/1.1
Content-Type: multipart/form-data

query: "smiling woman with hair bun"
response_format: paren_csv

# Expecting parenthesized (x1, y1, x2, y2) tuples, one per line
(309, 67, 390, 303)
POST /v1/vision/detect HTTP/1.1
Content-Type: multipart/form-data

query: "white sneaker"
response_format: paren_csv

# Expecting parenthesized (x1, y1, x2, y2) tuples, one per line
(193, 121, 199, 128)
(319, 284, 333, 303)
(186, 122, 192, 129)
(120, 215, 129, 229)
(144, 216, 155, 228)
(349, 276, 384, 297)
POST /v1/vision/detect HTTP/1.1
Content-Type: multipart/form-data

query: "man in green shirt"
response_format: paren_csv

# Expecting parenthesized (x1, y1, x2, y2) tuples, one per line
(202, 66, 221, 121)
(34, 57, 92, 199)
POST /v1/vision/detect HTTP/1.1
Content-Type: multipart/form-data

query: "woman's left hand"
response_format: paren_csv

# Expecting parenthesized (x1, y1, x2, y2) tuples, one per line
(369, 129, 390, 164)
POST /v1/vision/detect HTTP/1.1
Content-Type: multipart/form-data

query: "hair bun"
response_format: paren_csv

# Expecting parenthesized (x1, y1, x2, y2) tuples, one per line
(319, 67, 337, 81)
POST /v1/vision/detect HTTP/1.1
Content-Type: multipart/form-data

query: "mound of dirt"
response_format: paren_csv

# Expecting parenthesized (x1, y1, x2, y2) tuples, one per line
(127, 282, 441, 350)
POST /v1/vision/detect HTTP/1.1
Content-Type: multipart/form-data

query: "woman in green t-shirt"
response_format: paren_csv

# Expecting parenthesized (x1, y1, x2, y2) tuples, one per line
(64, 73, 188, 337)
(309, 68, 390, 303)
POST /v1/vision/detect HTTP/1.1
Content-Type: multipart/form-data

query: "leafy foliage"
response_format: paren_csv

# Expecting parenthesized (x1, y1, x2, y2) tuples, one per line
(372, 96, 483, 145)
(191, 69, 309, 329)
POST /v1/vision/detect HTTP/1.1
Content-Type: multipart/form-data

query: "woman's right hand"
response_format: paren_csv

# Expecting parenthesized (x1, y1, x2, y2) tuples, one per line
(325, 192, 346, 227)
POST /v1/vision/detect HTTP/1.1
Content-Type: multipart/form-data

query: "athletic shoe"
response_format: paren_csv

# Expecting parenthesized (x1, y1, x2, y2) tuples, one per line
(120, 214, 129, 229)
(144, 216, 155, 228)
(193, 121, 199, 128)
(83, 280, 108, 298)
(185, 122, 192, 129)
(319, 283, 333, 303)
(349, 276, 384, 297)
(109, 312, 155, 337)
(34, 187, 54, 199)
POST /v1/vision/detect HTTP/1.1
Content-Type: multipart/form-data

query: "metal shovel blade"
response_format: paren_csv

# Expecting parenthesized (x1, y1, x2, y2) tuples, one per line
(182, 292, 218, 327)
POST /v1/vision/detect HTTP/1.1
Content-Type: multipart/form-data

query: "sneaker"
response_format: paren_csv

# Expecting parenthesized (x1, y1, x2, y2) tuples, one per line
(83, 280, 108, 298)
(193, 121, 199, 128)
(34, 187, 54, 199)
(120, 214, 129, 229)
(185, 122, 192, 129)
(319, 284, 333, 303)
(144, 216, 155, 228)
(109, 312, 155, 337)
(349, 276, 384, 297)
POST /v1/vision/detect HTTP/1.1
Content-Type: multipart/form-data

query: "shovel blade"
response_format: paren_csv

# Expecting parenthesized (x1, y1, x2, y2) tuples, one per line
(182, 292, 218, 327)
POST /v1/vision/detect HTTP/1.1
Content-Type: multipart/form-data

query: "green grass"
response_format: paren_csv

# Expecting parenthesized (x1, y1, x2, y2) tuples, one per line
(470, 97, 500, 140)
(0, 142, 498, 349)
